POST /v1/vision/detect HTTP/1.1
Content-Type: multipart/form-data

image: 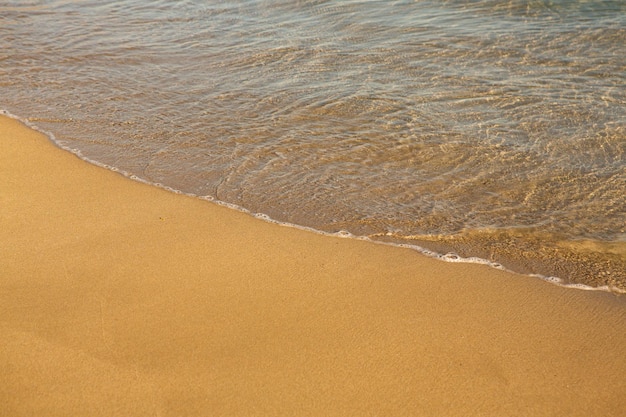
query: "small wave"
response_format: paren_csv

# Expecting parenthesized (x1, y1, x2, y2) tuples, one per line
(3, 108, 624, 296)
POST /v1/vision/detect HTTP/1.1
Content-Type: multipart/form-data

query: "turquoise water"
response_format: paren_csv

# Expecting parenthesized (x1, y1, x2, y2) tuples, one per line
(2, 0, 625, 290)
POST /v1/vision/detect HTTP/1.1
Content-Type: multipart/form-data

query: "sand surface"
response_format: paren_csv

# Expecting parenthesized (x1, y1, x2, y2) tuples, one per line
(2, 114, 626, 416)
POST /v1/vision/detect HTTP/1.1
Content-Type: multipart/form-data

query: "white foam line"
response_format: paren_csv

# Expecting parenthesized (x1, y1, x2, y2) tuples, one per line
(3, 108, 624, 295)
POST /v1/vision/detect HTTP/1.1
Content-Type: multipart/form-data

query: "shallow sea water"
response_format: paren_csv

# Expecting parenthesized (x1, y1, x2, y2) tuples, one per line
(2, 0, 625, 290)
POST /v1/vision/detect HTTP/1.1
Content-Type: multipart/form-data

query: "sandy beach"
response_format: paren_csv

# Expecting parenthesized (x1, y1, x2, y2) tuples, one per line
(1, 113, 626, 416)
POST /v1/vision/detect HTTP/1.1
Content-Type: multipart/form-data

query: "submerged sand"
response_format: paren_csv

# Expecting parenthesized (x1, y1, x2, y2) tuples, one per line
(1, 114, 626, 416)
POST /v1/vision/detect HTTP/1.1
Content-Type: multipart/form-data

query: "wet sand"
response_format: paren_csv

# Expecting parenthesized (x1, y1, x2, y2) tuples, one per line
(2, 114, 626, 416)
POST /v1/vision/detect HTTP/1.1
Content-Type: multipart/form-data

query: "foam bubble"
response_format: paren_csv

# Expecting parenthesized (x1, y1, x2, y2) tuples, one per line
(254, 213, 272, 221)
(531, 275, 563, 284)
(565, 283, 596, 290)
(441, 253, 461, 261)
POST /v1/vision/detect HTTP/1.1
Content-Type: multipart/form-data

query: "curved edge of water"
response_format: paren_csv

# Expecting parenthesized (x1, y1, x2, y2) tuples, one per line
(3, 109, 624, 296)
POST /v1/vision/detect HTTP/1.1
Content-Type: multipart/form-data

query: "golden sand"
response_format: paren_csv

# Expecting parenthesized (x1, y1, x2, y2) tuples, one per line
(1, 114, 625, 416)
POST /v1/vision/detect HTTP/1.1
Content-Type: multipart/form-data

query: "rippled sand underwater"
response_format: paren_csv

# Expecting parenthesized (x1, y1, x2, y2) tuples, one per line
(2, 0, 625, 289)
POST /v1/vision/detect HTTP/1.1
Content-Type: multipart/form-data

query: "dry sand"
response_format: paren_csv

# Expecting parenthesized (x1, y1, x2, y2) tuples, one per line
(2, 114, 626, 416)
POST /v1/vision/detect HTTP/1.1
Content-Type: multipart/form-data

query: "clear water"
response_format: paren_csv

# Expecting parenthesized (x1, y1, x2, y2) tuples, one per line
(2, 0, 625, 290)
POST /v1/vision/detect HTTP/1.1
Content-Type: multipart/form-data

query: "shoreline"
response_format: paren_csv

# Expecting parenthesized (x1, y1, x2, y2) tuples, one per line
(5, 110, 623, 295)
(2, 114, 626, 415)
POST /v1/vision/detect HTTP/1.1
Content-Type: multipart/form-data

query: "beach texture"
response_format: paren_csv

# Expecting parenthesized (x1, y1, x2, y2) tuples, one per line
(2, 114, 626, 416)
